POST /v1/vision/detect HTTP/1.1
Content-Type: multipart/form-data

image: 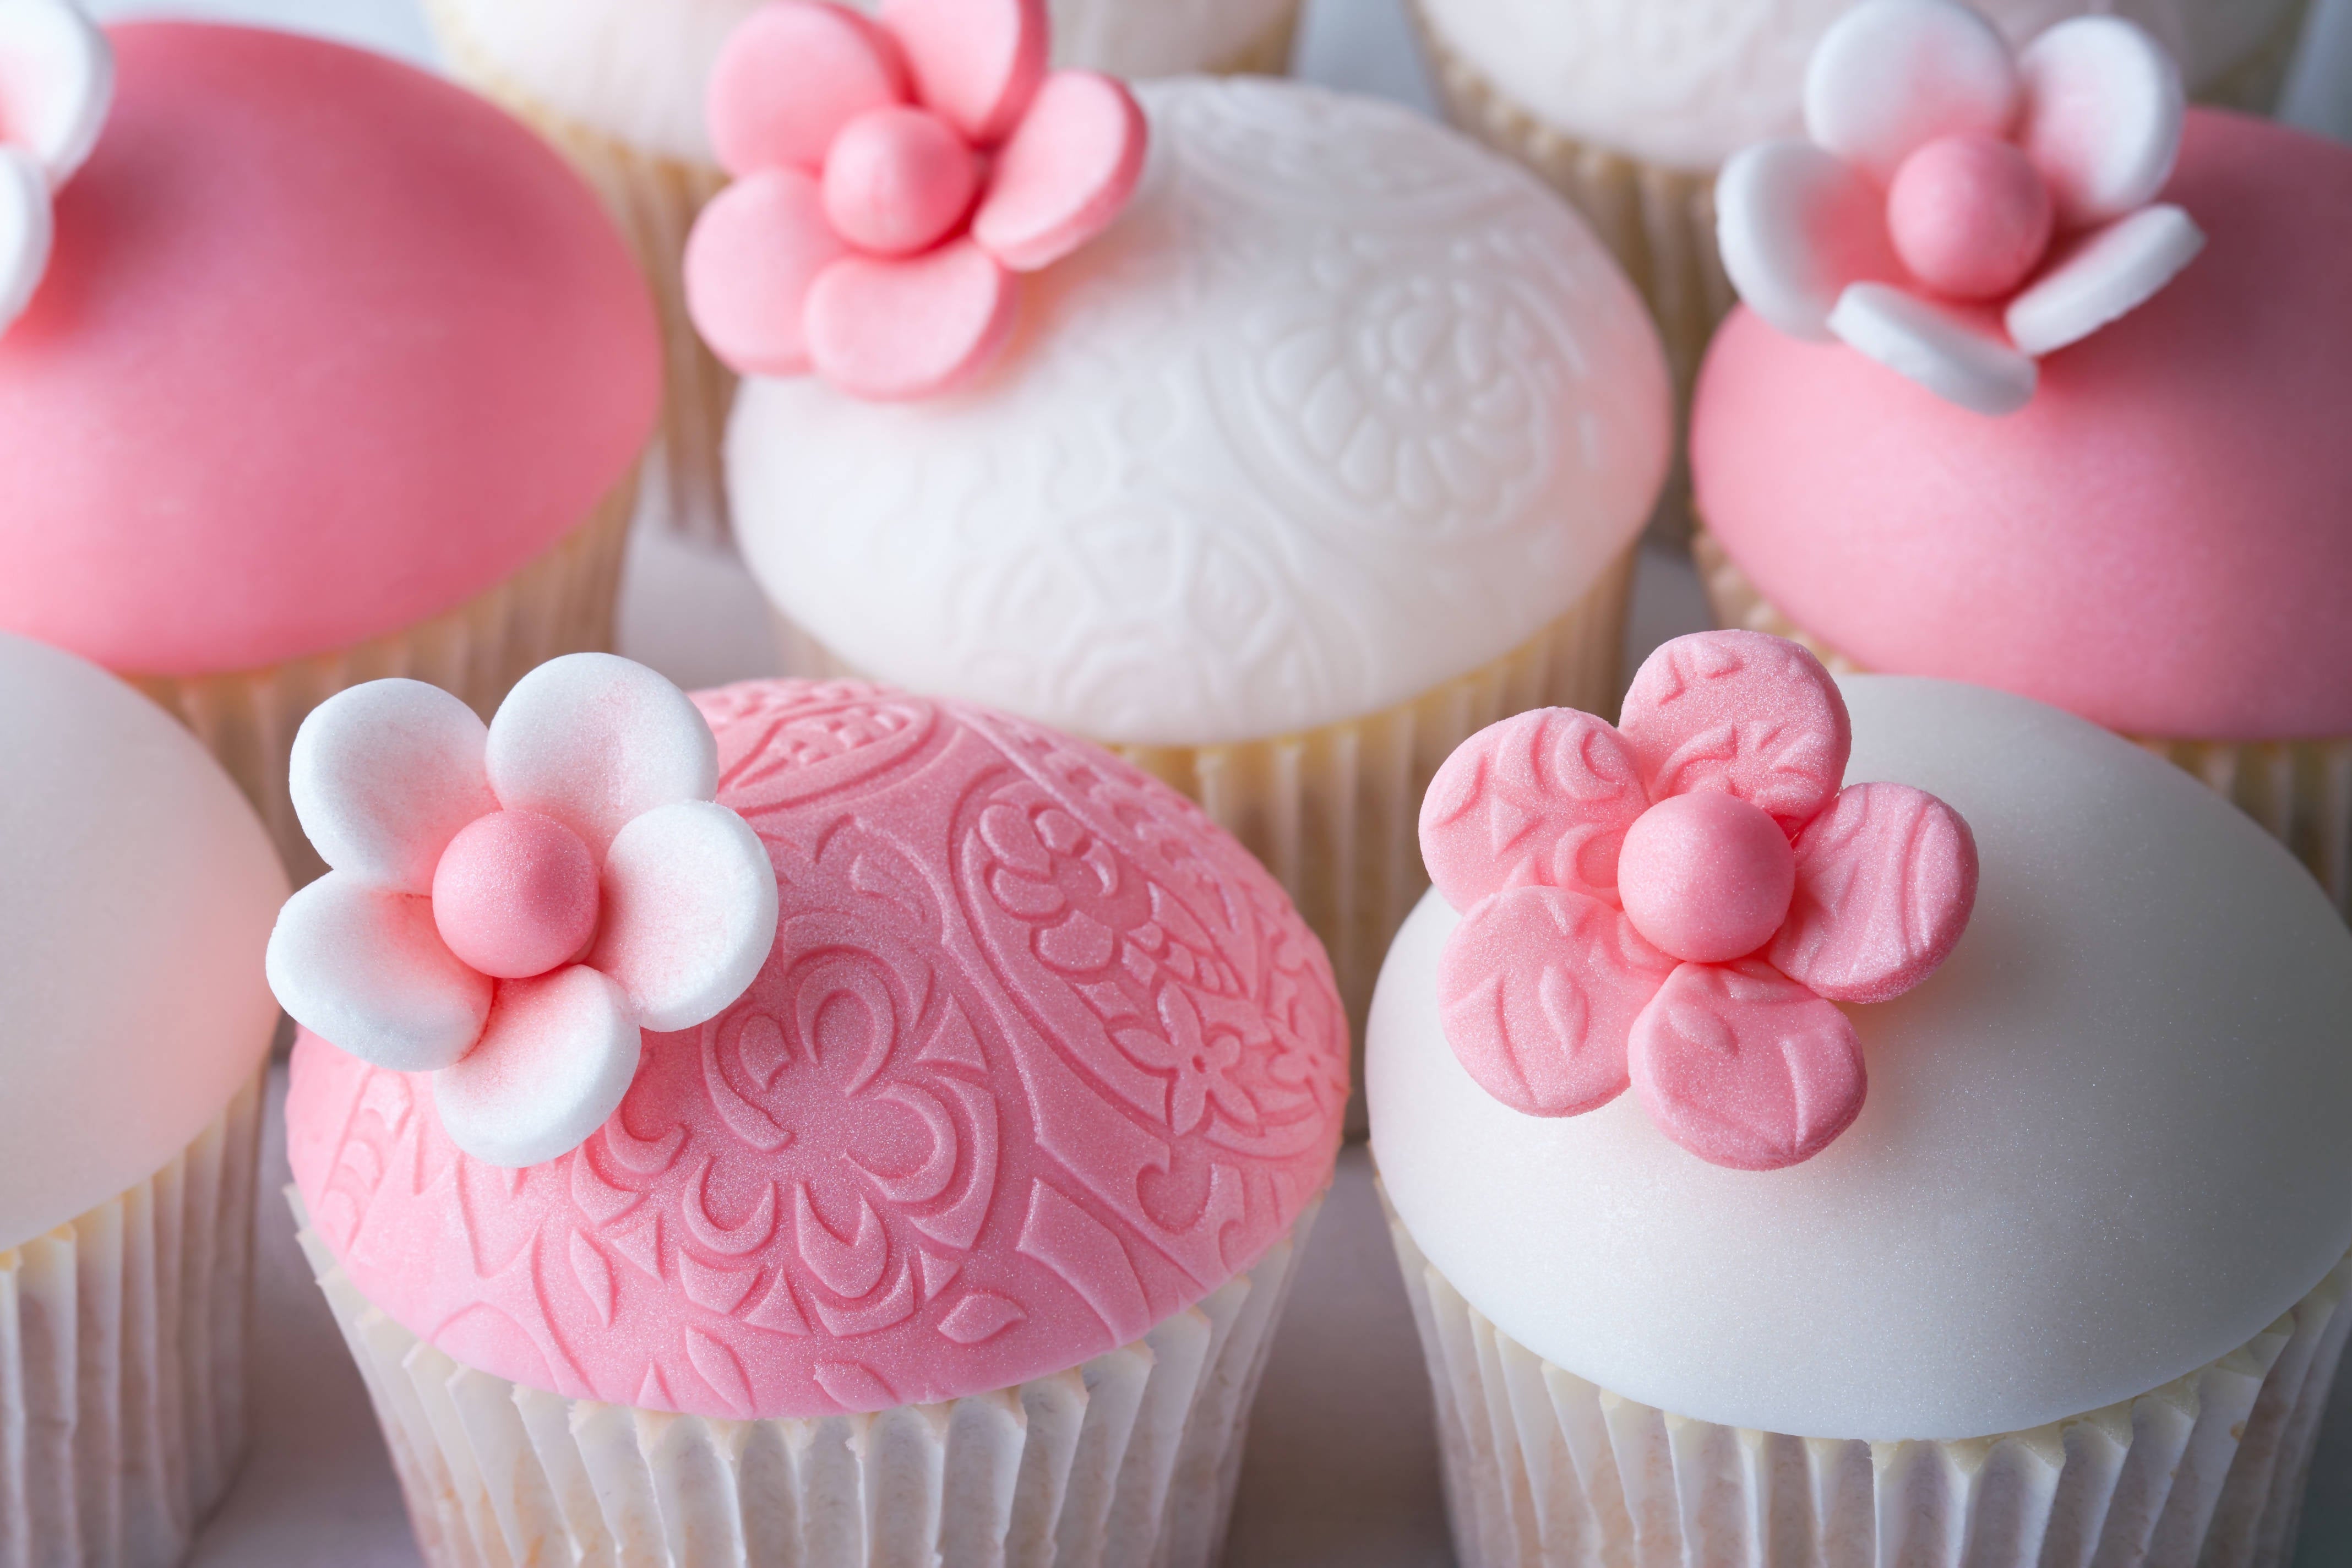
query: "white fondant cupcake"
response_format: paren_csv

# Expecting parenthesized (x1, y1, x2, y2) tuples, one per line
(0, 633, 287, 1566)
(1371, 629, 2352, 1567)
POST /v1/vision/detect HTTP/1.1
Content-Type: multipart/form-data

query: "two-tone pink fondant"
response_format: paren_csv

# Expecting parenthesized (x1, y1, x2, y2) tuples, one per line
(1421, 631, 1977, 1170)
(0, 0, 110, 331)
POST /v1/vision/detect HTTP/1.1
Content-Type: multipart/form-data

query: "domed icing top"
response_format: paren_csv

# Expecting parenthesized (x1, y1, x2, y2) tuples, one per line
(1692, 111, 2352, 742)
(0, 633, 287, 1254)
(728, 77, 1672, 747)
(1417, 0, 2297, 172)
(1371, 676, 2352, 1442)
(0, 23, 660, 679)
(287, 678, 1349, 1419)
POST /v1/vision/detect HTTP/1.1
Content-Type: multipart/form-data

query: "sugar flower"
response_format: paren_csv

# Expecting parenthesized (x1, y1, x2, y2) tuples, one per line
(0, 0, 113, 335)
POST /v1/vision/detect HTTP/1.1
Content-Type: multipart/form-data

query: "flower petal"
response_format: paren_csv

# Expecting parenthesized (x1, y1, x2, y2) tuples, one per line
(435, 967, 641, 1168)
(591, 800, 779, 1032)
(287, 678, 496, 892)
(2016, 17, 2184, 228)
(266, 873, 491, 1072)
(1435, 886, 1674, 1119)
(1, 0, 115, 183)
(804, 239, 1019, 401)
(705, 1, 907, 178)
(2005, 204, 2203, 358)
(1419, 707, 1647, 910)
(972, 72, 1147, 273)
(1770, 782, 1978, 1004)
(0, 146, 51, 333)
(684, 168, 847, 378)
(1716, 139, 1899, 342)
(1804, 0, 2019, 183)
(1617, 630, 1850, 832)
(878, 0, 1047, 146)
(1828, 281, 2039, 416)
(1629, 960, 1866, 1170)
(486, 654, 719, 860)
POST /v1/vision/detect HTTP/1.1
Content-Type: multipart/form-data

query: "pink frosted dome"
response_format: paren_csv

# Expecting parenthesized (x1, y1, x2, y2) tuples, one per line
(287, 679, 1349, 1419)
(0, 23, 660, 678)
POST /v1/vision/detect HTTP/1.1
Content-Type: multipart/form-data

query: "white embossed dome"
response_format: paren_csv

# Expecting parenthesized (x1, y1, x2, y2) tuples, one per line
(728, 77, 1672, 747)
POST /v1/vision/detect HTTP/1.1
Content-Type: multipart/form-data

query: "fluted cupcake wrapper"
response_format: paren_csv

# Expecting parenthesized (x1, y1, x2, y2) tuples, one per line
(291, 1192, 1316, 1568)
(0, 1071, 265, 1568)
(1695, 530, 2352, 921)
(1382, 1185, 2352, 1568)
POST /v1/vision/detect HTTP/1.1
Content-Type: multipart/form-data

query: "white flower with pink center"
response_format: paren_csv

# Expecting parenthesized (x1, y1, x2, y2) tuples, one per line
(267, 655, 780, 1168)
(0, 0, 113, 335)
(1716, 0, 2203, 416)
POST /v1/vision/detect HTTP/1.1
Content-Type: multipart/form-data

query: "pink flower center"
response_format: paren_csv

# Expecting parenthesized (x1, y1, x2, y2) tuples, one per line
(1886, 133, 2055, 302)
(432, 810, 601, 981)
(1616, 792, 1795, 965)
(822, 105, 982, 257)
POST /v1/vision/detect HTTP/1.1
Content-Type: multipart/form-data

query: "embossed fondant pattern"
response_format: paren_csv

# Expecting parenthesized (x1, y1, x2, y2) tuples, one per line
(287, 679, 1347, 1419)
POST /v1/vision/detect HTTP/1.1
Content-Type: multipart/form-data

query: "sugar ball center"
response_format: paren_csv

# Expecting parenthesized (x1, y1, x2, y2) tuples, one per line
(1887, 133, 2055, 301)
(433, 810, 602, 980)
(1618, 792, 1796, 965)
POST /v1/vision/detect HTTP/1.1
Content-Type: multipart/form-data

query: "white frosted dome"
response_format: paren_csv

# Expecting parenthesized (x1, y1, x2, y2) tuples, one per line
(0, 635, 288, 1253)
(731, 77, 1672, 747)
(1370, 676, 2352, 1442)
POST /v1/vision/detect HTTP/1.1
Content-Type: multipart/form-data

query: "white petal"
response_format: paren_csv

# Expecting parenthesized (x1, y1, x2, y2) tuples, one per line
(2017, 17, 2184, 228)
(591, 800, 778, 1033)
(1805, 0, 2020, 182)
(486, 654, 718, 859)
(0, 146, 48, 333)
(1717, 139, 1898, 342)
(288, 678, 496, 892)
(266, 873, 492, 1072)
(2006, 203, 2203, 357)
(435, 967, 641, 1169)
(0, 0, 114, 183)
(1829, 282, 2038, 416)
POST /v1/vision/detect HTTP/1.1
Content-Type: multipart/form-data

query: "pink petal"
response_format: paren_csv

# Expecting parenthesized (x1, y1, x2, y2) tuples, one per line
(705, 1, 908, 178)
(1617, 630, 1850, 832)
(2004, 204, 2203, 358)
(265, 873, 492, 1073)
(683, 168, 847, 378)
(0, 146, 52, 333)
(435, 967, 641, 1168)
(972, 72, 1147, 273)
(2016, 17, 2184, 229)
(287, 678, 496, 894)
(1715, 139, 1899, 342)
(1803, 0, 2020, 183)
(1827, 281, 2039, 416)
(1419, 708, 1648, 911)
(804, 239, 1019, 401)
(1770, 783, 1978, 1004)
(878, 0, 1047, 146)
(486, 655, 720, 860)
(590, 801, 780, 1032)
(1435, 886, 1675, 1119)
(1629, 961, 1867, 1170)
(0, 0, 115, 183)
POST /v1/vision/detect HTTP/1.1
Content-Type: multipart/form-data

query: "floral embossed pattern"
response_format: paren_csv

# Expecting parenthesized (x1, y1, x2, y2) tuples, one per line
(287, 679, 1347, 1419)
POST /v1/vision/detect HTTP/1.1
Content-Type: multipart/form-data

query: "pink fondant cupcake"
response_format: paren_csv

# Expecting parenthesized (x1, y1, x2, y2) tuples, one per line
(0, 11, 660, 883)
(268, 654, 1348, 1565)
(1691, 0, 2352, 916)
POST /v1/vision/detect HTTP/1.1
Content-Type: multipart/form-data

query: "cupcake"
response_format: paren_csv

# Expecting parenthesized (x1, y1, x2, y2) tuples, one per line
(684, 9, 1673, 1070)
(271, 654, 1348, 1566)
(1691, 0, 2352, 917)
(427, 0, 1305, 546)
(0, 632, 288, 1567)
(1372, 629, 2352, 1567)
(0, 12, 661, 884)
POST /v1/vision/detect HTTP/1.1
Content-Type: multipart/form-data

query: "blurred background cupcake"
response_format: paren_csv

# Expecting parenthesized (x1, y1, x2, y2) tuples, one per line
(429, 0, 1309, 547)
(0, 633, 286, 1567)
(1374, 633, 2352, 1566)
(271, 655, 1348, 1566)
(0, 14, 660, 884)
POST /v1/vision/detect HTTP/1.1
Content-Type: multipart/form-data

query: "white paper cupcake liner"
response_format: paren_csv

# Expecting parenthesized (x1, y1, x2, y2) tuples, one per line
(291, 1191, 1317, 1567)
(1382, 1185, 2352, 1568)
(0, 1070, 265, 1568)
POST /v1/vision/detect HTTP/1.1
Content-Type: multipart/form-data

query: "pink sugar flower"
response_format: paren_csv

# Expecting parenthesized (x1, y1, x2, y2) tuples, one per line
(1716, 0, 2202, 415)
(1420, 631, 1978, 1170)
(0, 0, 113, 333)
(683, 0, 1147, 401)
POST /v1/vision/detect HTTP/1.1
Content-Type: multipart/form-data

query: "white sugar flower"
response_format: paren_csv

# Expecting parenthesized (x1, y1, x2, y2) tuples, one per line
(0, 0, 113, 332)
